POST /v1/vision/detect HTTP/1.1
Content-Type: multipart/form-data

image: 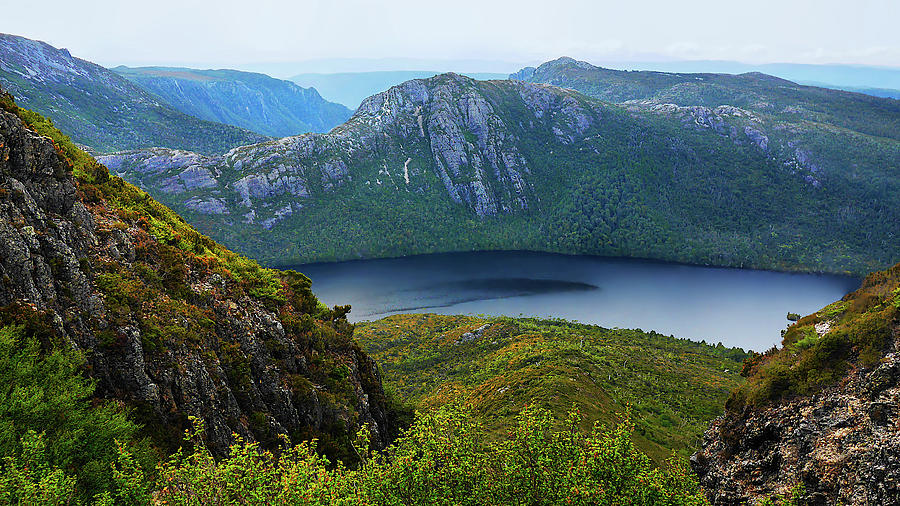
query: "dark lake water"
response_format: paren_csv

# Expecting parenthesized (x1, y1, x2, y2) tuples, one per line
(290, 251, 860, 351)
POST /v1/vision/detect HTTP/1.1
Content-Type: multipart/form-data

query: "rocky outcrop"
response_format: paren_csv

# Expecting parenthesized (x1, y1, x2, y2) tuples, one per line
(0, 94, 400, 458)
(692, 346, 900, 504)
(692, 265, 900, 504)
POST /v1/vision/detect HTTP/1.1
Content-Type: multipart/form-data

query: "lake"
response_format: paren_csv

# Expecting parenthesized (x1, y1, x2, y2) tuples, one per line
(290, 251, 860, 351)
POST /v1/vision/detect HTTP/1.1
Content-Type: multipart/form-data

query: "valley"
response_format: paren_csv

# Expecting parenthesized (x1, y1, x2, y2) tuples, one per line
(114, 66, 353, 137)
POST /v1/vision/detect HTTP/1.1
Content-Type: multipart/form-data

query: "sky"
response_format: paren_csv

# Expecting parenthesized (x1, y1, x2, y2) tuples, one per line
(2, 0, 898, 72)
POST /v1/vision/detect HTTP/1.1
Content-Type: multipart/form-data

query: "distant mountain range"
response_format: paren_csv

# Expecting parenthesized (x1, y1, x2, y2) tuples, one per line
(114, 66, 353, 137)
(291, 71, 509, 108)
(98, 66, 900, 276)
(510, 57, 900, 140)
(564, 59, 900, 96)
(289, 58, 900, 105)
(0, 33, 269, 153)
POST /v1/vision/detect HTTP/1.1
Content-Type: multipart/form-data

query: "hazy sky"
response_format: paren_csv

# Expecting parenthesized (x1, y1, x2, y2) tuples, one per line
(2, 0, 898, 70)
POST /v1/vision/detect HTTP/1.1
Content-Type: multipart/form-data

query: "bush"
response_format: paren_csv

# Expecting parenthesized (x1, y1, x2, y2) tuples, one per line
(0, 325, 154, 502)
(145, 405, 707, 505)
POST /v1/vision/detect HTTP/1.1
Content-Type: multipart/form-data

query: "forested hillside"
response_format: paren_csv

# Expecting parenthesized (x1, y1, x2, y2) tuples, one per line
(101, 73, 900, 275)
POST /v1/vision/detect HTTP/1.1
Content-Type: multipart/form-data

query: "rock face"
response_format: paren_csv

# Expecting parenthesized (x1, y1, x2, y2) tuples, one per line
(0, 33, 268, 153)
(0, 93, 399, 458)
(692, 347, 900, 504)
(114, 67, 353, 137)
(100, 74, 601, 226)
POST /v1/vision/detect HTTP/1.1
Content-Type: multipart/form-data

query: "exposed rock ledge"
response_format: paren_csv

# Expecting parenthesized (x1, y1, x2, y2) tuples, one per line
(692, 332, 900, 505)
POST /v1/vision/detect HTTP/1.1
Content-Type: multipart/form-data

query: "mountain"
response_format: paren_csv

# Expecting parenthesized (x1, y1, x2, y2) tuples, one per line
(99, 72, 900, 275)
(356, 314, 748, 463)
(291, 71, 510, 108)
(114, 66, 353, 137)
(692, 260, 900, 503)
(568, 60, 900, 94)
(0, 33, 268, 153)
(511, 57, 900, 140)
(0, 87, 400, 462)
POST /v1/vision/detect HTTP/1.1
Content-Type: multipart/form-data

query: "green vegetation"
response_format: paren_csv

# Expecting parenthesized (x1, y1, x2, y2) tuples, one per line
(4, 406, 705, 505)
(356, 314, 748, 462)
(0, 325, 154, 503)
(729, 262, 899, 410)
(0, 314, 710, 504)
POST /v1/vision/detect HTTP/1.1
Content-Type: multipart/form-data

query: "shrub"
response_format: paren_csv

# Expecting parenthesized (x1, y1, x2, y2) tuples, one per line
(142, 405, 707, 505)
(0, 325, 154, 502)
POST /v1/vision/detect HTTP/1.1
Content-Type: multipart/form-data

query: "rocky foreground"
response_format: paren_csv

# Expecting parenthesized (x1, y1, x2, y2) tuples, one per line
(0, 90, 399, 457)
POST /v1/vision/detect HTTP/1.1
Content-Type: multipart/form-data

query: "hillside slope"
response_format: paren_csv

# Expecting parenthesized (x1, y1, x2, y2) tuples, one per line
(100, 73, 900, 275)
(692, 261, 900, 503)
(356, 314, 747, 463)
(0, 88, 398, 461)
(115, 66, 352, 137)
(0, 33, 268, 153)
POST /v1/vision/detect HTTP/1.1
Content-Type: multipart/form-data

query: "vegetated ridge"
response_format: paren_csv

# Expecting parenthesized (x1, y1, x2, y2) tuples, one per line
(355, 313, 748, 463)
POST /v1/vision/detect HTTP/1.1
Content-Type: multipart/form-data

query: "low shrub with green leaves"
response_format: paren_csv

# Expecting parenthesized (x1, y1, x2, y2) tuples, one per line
(0, 325, 155, 503)
(125, 405, 706, 505)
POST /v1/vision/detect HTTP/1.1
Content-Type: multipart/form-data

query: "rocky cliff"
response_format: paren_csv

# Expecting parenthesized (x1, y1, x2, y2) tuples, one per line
(102, 74, 596, 222)
(0, 33, 268, 153)
(692, 263, 900, 504)
(114, 67, 353, 137)
(0, 89, 399, 459)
